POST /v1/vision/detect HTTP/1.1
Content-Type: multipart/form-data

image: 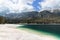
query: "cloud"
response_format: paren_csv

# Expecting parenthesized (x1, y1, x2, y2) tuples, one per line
(0, 0, 35, 13)
(40, 0, 60, 10)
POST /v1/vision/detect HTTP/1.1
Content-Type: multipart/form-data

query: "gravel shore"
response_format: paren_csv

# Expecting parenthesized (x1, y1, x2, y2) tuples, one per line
(0, 24, 57, 40)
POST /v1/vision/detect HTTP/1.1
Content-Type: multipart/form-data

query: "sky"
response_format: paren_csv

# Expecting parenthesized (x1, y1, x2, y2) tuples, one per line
(40, 0, 60, 11)
(32, 0, 42, 11)
(0, 0, 60, 13)
(0, 0, 42, 13)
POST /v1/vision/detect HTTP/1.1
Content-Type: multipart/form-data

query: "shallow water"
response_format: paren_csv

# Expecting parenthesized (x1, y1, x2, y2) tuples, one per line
(18, 25, 60, 40)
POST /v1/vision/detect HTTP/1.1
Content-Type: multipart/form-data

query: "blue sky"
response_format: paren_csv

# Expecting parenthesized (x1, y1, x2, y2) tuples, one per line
(32, 0, 43, 11)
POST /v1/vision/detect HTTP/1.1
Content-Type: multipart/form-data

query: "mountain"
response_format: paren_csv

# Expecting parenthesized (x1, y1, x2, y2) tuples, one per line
(5, 11, 39, 19)
(3, 9, 60, 19)
(1, 9, 60, 24)
(39, 10, 53, 18)
(4, 11, 39, 23)
(39, 9, 60, 18)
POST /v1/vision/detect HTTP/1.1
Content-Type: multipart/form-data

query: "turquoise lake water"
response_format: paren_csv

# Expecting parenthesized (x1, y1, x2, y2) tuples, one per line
(18, 25, 60, 39)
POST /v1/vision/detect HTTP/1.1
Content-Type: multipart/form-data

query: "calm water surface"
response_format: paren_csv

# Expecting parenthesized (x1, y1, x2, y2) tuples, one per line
(18, 24, 60, 40)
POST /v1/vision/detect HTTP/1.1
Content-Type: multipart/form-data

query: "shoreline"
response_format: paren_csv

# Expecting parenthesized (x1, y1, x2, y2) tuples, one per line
(1, 24, 60, 25)
(0, 24, 58, 40)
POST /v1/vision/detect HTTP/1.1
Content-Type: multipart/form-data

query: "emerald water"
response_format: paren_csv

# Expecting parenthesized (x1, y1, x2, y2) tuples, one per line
(18, 25, 60, 40)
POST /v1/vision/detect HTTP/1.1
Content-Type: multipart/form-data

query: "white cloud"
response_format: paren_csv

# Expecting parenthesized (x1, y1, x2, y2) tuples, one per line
(40, 0, 60, 11)
(0, 0, 35, 13)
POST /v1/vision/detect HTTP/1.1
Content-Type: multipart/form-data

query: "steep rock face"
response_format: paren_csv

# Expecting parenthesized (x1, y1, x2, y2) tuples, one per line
(39, 9, 60, 18)
(5, 11, 39, 19)
(39, 10, 53, 18)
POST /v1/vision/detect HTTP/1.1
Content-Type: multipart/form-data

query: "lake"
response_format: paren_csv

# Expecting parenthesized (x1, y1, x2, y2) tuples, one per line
(18, 24, 60, 40)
